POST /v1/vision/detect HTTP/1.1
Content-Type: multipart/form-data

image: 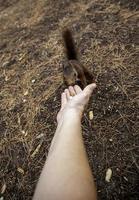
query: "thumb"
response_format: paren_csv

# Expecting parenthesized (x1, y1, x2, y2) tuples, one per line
(83, 83, 96, 97)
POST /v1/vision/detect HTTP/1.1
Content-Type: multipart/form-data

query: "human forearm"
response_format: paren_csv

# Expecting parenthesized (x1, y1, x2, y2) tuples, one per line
(49, 109, 83, 156)
(33, 84, 97, 200)
(34, 110, 96, 200)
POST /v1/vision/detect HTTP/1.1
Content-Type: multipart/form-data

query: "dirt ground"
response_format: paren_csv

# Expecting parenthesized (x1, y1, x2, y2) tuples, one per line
(0, 0, 139, 199)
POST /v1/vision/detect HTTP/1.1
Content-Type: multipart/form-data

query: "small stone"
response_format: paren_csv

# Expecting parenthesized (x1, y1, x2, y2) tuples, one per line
(31, 79, 36, 83)
(21, 130, 25, 134)
(109, 138, 113, 142)
(116, 168, 120, 171)
(23, 98, 27, 103)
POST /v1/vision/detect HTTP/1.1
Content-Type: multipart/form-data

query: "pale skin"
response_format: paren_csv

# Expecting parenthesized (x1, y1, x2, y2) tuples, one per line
(33, 83, 97, 200)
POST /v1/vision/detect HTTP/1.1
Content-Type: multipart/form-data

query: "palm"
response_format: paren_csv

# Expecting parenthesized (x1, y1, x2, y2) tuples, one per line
(57, 84, 96, 122)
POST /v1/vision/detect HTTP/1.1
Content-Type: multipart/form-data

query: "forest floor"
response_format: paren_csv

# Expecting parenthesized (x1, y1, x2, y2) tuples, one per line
(0, 0, 139, 199)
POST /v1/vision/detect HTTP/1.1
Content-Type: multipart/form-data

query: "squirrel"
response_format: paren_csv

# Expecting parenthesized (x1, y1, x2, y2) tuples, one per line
(62, 28, 93, 89)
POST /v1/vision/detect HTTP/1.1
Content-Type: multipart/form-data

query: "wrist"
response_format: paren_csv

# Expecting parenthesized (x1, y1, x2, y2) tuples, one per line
(57, 108, 82, 127)
(64, 108, 82, 119)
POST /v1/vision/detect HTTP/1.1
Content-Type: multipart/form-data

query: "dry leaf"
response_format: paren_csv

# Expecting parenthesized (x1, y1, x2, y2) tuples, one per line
(1, 183, 6, 194)
(89, 111, 94, 120)
(17, 167, 24, 174)
(105, 168, 112, 182)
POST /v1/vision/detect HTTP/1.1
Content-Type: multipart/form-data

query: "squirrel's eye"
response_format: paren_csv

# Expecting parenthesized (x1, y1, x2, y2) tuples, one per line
(74, 73, 77, 77)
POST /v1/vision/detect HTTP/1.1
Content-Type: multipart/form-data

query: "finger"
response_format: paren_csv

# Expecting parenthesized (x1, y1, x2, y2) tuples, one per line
(83, 83, 96, 97)
(69, 86, 76, 96)
(61, 92, 67, 109)
(64, 88, 70, 100)
(74, 85, 82, 94)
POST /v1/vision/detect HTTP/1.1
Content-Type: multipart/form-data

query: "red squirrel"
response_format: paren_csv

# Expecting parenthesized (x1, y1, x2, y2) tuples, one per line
(62, 29, 93, 89)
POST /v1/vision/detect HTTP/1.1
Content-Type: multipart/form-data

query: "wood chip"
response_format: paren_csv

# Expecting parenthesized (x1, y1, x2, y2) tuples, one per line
(31, 143, 42, 158)
(89, 111, 94, 120)
(5, 76, 9, 82)
(23, 90, 28, 96)
(105, 168, 112, 182)
(1, 183, 6, 194)
(36, 133, 44, 139)
(17, 167, 24, 174)
(18, 53, 26, 61)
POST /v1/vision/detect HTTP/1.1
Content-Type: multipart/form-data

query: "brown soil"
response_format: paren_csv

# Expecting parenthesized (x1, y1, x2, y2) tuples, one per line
(0, 0, 139, 199)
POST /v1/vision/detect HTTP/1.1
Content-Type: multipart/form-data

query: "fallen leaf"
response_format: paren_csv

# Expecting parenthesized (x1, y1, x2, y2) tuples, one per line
(89, 111, 94, 120)
(105, 168, 112, 182)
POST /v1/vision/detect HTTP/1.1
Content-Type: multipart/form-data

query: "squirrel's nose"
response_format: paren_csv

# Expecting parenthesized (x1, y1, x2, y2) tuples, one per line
(75, 79, 83, 88)
(75, 79, 81, 84)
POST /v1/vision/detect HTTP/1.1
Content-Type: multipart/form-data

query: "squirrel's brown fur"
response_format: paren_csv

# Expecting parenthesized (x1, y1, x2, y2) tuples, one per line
(62, 29, 93, 89)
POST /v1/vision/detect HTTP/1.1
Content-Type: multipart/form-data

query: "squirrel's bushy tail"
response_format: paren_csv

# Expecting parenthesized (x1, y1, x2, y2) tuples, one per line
(62, 29, 77, 60)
